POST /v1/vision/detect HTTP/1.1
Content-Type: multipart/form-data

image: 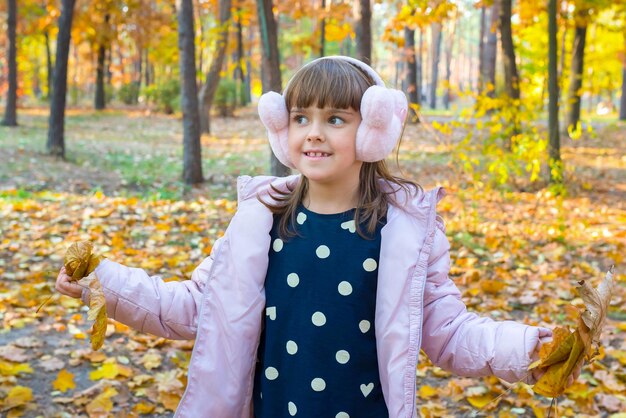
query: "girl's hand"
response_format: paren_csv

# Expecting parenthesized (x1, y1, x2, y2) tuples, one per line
(55, 267, 83, 299)
(530, 328, 582, 387)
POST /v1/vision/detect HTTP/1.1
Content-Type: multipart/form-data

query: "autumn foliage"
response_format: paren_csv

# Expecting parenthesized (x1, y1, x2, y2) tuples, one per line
(64, 241, 106, 350)
(530, 268, 615, 398)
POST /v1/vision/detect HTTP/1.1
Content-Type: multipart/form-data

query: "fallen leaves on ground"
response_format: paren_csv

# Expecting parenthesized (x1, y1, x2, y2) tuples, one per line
(0, 113, 624, 416)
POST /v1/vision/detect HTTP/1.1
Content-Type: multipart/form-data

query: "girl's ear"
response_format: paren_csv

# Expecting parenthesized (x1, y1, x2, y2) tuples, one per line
(258, 92, 295, 168)
(356, 86, 407, 162)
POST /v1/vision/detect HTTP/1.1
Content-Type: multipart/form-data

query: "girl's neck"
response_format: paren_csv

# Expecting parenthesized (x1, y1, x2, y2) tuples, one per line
(303, 181, 359, 214)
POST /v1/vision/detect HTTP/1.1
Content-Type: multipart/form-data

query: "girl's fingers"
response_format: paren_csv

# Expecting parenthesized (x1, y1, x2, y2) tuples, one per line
(55, 269, 82, 298)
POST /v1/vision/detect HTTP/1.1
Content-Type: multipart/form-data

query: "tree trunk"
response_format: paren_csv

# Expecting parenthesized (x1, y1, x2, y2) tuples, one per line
(234, 7, 248, 105)
(94, 13, 110, 110)
(319, 0, 326, 57)
(404, 27, 419, 122)
(354, 0, 372, 63)
(443, 19, 457, 110)
(257, 0, 289, 177)
(498, 0, 520, 100)
(478, 5, 486, 92)
(176, 0, 203, 184)
(619, 34, 626, 120)
(482, 2, 499, 97)
(2, 0, 18, 126)
(566, 22, 587, 133)
(417, 28, 424, 104)
(95, 45, 106, 109)
(199, 0, 231, 134)
(47, 0, 76, 158)
(548, 0, 561, 182)
(429, 22, 442, 109)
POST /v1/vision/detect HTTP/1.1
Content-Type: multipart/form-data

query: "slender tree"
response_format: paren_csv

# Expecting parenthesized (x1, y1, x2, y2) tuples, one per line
(257, 0, 289, 177)
(354, 0, 372, 63)
(548, 0, 561, 183)
(498, 0, 520, 101)
(319, 0, 326, 57)
(429, 22, 442, 109)
(198, 0, 232, 134)
(482, 2, 499, 97)
(619, 33, 626, 120)
(176, 0, 203, 184)
(47, 0, 77, 158)
(2, 0, 18, 127)
(443, 18, 457, 110)
(404, 26, 419, 122)
(44, 29, 53, 99)
(95, 13, 111, 110)
(233, 7, 249, 106)
(566, 9, 589, 133)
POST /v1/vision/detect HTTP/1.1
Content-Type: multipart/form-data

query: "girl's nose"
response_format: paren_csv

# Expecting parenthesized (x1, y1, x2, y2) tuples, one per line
(306, 122, 324, 142)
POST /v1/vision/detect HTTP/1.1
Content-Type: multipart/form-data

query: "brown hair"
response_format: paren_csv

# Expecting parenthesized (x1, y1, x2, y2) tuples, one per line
(261, 58, 421, 239)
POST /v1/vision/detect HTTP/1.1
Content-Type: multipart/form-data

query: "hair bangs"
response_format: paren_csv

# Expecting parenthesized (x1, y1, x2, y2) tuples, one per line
(285, 59, 373, 111)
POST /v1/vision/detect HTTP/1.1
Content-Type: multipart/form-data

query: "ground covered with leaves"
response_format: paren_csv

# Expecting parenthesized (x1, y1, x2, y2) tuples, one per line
(0, 108, 624, 417)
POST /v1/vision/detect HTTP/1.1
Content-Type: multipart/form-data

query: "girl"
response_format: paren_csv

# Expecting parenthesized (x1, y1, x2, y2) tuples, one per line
(56, 56, 553, 418)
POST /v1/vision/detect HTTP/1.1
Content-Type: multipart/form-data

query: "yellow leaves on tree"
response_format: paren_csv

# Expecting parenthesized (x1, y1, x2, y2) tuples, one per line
(531, 267, 615, 398)
(64, 241, 107, 350)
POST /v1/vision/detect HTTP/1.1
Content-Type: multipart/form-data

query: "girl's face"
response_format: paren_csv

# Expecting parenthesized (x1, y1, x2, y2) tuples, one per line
(287, 105, 363, 189)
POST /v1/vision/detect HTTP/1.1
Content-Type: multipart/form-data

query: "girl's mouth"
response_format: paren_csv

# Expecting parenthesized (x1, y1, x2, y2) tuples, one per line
(304, 152, 331, 158)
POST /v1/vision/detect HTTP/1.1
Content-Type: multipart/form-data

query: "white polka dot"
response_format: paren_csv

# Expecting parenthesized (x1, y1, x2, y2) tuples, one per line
(311, 312, 326, 326)
(359, 320, 370, 333)
(336, 413, 350, 418)
(316, 245, 330, 259)
(287, 273, 300, 287)
(335, 350, 350, 364)
(288, 401, 297, 416)
(265, 367, 279, 380)
(363, 258, 377, 272)
(273, 239, 284, 252)
(311, 378, 326, 391)
(338, 281, 352, 296)
(286, 340, 298, 355)
(297, 212, 307, 225)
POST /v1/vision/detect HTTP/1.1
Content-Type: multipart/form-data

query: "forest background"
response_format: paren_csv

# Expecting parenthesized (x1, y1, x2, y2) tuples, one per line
(0, 0, 625, 416)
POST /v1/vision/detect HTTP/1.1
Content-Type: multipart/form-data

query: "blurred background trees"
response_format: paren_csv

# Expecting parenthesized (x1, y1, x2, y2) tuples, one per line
(0, 0, 624, 182)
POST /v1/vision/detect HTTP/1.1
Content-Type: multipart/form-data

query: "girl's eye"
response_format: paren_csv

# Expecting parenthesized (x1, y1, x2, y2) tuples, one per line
(292, 115, 308, 124)
(328, 116, 344, 126)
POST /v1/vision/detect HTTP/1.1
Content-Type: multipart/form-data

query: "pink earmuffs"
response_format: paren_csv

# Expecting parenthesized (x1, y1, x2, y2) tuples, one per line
(257, 56, 408, 169)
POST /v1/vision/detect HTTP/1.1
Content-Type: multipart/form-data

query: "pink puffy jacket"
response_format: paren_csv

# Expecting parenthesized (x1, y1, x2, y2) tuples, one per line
(90, 175, 549, 418)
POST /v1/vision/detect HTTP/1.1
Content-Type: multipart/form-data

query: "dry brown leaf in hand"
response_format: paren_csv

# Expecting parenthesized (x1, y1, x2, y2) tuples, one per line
(531, 267, 615, 398)
(65, 242, 107, 350)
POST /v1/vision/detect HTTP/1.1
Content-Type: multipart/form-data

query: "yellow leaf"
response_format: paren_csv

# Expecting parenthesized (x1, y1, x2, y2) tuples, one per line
(532, 268, 615, 398)
(141, 352, 162, 370)
(78, 272, 108, 350)
(64, 241, 93, 280)
(466, 394, 492, 408)
(53, 369, 76, 392)
(91, 308, 107, 351)
(159, 391, 181, 411)
(2, 386, 33, 410)
(85, 386, 117, 416)
(418, 385, 438, 399)
(0, 360, 33, 376)
(90, 363, 119, 380)
(479, 279, 506, 294)
(133, 402, 156, 414)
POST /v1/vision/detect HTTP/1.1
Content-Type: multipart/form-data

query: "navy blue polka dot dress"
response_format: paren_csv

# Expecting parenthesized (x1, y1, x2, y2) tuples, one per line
(253, 205, 388, 418)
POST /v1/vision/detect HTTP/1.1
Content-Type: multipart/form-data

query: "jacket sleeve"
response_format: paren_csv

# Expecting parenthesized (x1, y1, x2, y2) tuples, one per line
(81, 237, 224, 340)
(420, 225, 551, 383)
